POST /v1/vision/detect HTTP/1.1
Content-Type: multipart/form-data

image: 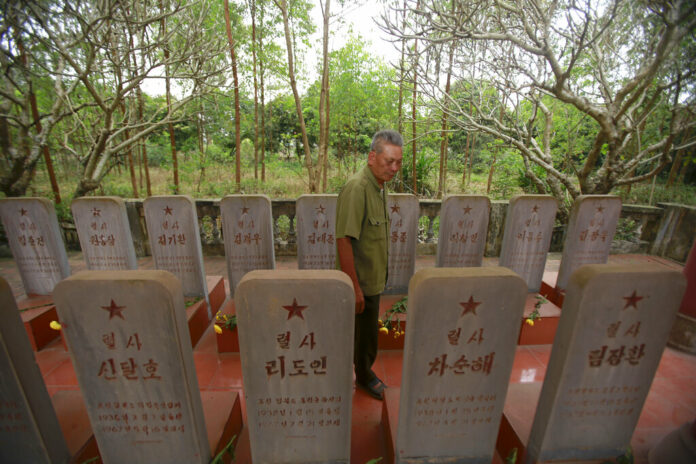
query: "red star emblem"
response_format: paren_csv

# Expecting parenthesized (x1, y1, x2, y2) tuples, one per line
(316, 204, 326, 214)
(241, 206, 250, 214)
(460, 296, 481, 316)
(390, 204, 400, 214)
(532, 205, 539, 213)
(101, 299, 126, 320)
(282, 298, 308, 320)
(597, 206, 605, 213)
(463, 205, 472, 214)
(19, 208, 28, 216)
(623, 291, 643, 310)
(163, 206, 173, 216)
(92, 208, 101, 217)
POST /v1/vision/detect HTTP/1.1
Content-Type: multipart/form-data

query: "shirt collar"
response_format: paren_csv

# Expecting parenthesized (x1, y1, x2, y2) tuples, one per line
(361, 165, 383, 192)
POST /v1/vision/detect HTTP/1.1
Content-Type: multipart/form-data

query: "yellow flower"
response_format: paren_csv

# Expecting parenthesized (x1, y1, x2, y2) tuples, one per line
(379, 327, 389, 335)
(525, 319, 535, 326)
(214, 324, 223, 335)
(378, 320, 384, 327)
(49, 321, 62, 331)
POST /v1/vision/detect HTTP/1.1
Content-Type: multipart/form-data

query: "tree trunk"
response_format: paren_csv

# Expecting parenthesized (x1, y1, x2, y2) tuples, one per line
(318, 0, 331, 193)
(249, 0, 260, 180)
(259, 2, 267, 182)
(438, 38, 455, 199)
(160, 0, 178, 194)
(224, 0, 242, 191)
(137, 86, 152, 196)
(276, 0, 317, 192)
(396, 0, 407, 192)
(411, 34, 419, 195)
(667, 128, 692, 187)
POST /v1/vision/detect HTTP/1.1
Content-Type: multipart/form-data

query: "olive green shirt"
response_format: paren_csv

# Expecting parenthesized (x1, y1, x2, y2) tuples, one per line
(335, 165, 389, 296)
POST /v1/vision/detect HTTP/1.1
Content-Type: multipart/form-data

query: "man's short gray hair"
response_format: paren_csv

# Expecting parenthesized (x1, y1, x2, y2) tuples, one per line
(370, 130, 403, 154)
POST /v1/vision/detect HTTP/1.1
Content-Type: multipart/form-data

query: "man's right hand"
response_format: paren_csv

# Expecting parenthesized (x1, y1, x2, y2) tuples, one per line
(354, 285, 365, 314)
(337, 237, 365, 314)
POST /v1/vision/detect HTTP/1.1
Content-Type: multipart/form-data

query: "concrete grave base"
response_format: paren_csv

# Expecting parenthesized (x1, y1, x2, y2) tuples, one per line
(18, 295, 60, 350)
(383, 388, 506, 464)
(52, 390, 99, 464)
(202, 391, 244, 461)
(540, 271, 565, 307)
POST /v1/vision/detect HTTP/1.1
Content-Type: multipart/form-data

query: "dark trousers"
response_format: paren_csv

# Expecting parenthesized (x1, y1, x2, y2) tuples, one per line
(354, 293, 380, 385)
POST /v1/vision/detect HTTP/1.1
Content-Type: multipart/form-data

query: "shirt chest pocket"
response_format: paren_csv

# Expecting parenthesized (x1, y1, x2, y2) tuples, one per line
(365, 216, 387, 242)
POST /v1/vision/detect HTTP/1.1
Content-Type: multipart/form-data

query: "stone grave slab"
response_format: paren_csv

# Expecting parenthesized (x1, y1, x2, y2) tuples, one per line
(53, 270, 242, 464)
(296, 194, 337, 270)
(235, 270, 354, 463)
(0, 198, 70, 349)
(499, 195, 558, 293)
(0, 276, 72, 463)
(553, 195, 621, 295)
(220, 195, 275, 297)
(522, 264, 686, 463)
(385, 194, 419, 295)
(436, 195, 491, 268)
(387, 267, 527, 463)
(71, 196, 137, 270)
(0, 197, 70, 295)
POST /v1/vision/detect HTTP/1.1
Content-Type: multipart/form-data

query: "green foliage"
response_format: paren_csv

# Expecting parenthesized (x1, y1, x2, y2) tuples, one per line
(210, 434, 236, 464)
(393, 149, 438, 197)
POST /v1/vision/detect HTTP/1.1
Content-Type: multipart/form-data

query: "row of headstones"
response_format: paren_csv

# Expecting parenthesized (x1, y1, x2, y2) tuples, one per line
(2, 262, 684, 463)
(0, 194, 621, 298)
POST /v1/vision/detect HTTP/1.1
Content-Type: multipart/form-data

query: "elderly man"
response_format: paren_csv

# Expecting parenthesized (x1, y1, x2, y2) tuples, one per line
(335, 130, 403, 400)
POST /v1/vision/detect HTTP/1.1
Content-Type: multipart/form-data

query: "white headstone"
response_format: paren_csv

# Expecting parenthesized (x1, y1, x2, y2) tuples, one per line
(220, 195, 275, 297)
(0, 198, 70, 295)
(71, 197, 137, 270)
(396, 267, 527, 463)
(436, 195, 491, 268)
(0, 277, 71, 463)
(499, 195, 558, 292)
(555, 195, 621, 291)
(526, 264, 686, 463)
(143, 196, 208, 300)
(385, 194, 419, 294)
(296, 195, 337, 270)
(236, 270, 354, 464)
(53, 271, 210, 464)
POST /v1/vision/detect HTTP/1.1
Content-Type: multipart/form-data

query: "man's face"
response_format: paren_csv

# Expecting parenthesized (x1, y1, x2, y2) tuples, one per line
(368, 143, 403, 186)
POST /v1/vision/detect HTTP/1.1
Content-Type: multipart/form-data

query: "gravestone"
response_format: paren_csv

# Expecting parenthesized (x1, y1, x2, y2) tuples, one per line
(0, 198, 70, 295)
(71, 197, 137, 270)
(436, 195, 491, 268)
(0, 276, 71, 463)
(296, 195, 337, 270)
(499, 195, 558, 293)
(236, 270, 354, 463)
(143, 196, 208, 302)
(525, 264, 686, 463)
(220, 195, 275, 297)
(393, 267, 527, 463)
(555, 195, 621, 291)
(385, 194, 419, 294)
(53, 270, 233, 464)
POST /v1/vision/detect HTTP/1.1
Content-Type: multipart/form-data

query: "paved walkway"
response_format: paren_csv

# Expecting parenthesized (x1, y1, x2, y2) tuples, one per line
(1, 252, 694, 463)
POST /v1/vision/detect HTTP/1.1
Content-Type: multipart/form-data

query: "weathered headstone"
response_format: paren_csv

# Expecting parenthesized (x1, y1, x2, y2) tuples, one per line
(555, 195, 621, 291)
(53, 271, 211, 464)
(436, 195, 491, 268)
(296, 195, 337, 270)
(236, 270, 354, 463)
(71, 197, 137, 271)
(499, 195, 558, 292)
(143, 196, 208, 300)
(525, 264, 686, 463)
(385, 194, 419, 294)
(220, 195, 275, 297)
(394, 267, 527, 463)
(0, 198, 70, 295)
(0, 276, 71, 463)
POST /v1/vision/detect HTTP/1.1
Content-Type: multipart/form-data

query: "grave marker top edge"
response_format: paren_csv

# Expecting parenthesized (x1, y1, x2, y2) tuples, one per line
(408, 265, 524, 293)
(237, 269, 353, 289)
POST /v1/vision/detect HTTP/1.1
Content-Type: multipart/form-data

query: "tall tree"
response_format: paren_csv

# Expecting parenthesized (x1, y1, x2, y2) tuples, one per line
(318, 0, 331, 192)
(224, 0, 242, 190)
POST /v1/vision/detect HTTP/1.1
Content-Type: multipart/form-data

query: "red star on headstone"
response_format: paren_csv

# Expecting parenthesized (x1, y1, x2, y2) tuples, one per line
(92, 208, 101, 217)
(597, 206, 605, 213)
(19, 208, 28, 216)
(101, 299, 126, 320)
(163, 206, 173, 216)
(532, 205, 539, 213)
(316, 204, 326, 214)
(460, 296, 481, 316)
(241, 206, 250, 214)
(623, 291, 643, 310)
(390, 204, 401, 214)
(463, 205, 472, 214)
(282, 298, 308, 320)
